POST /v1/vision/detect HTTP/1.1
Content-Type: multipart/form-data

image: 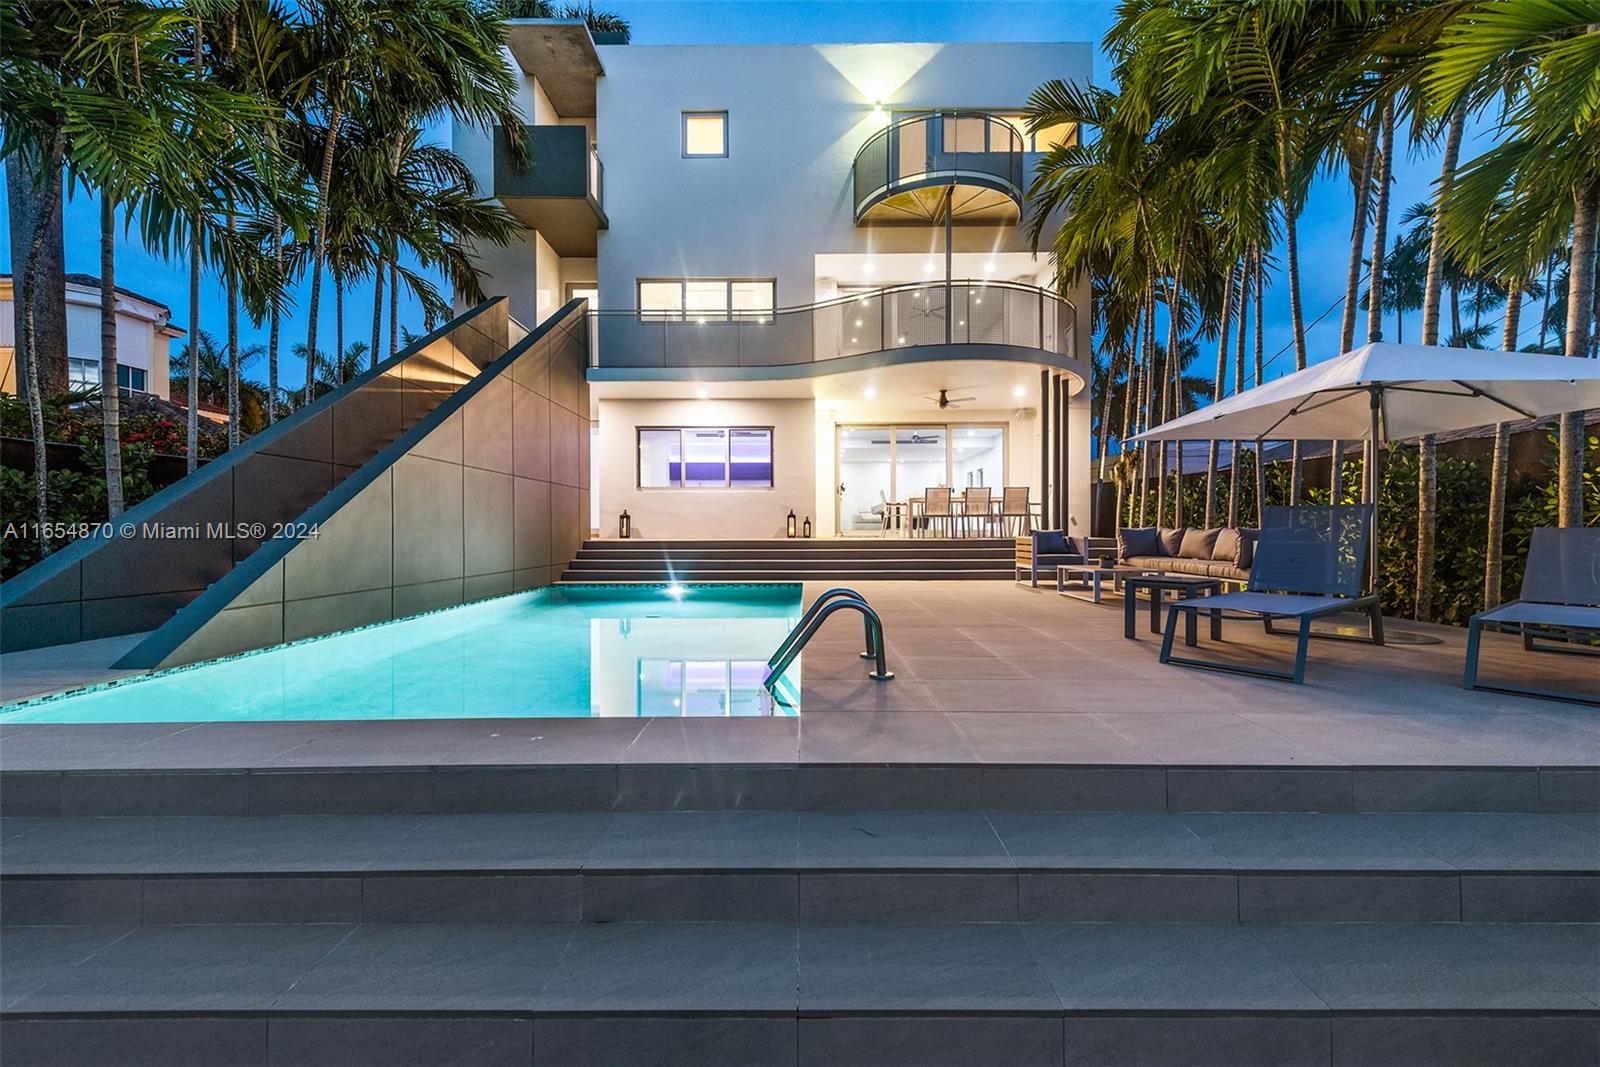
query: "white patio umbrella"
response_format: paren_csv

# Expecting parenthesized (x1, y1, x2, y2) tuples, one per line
(1133, 342, 1600, 586)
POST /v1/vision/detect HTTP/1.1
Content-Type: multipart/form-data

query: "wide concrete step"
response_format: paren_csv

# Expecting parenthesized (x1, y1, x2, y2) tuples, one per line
(3, 811, 1595, 926)
(6, 762, 1593, 817)
(3, 920, 1596, 1065)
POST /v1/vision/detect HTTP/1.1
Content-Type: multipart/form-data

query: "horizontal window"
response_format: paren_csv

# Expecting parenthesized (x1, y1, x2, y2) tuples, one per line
(683, 111, 728, 157)
(117, 365, 148, 392)
(637, 279, 776, 323)
(638, 427, 773, 489)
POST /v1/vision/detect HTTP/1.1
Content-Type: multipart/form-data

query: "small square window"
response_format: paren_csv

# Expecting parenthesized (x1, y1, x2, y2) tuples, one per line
(683, 111, 727, 157)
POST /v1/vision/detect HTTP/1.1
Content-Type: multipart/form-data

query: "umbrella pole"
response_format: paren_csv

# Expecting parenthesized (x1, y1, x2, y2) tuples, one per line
(1367, 389, 1380, 595)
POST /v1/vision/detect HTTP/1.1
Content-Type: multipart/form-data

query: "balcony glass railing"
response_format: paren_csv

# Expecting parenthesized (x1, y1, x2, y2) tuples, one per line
(852, 111, 1028, 223)
(588, 280, 1074, 369)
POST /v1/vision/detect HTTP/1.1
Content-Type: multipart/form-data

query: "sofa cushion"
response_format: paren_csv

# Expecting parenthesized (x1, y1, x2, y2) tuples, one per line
(1158, 527, 1187, 556)
(1180, 527, 1222, 560)
(1122, 556, 1167, 571)
(1161, 557, 1215, 577)
(1119, 527, 1161, 560)
(1035, 530, 1069, 555)
(1203, 560, 1250, 582)
(1213, 527, 1242, 564)
(1237, 528, 1258, 570)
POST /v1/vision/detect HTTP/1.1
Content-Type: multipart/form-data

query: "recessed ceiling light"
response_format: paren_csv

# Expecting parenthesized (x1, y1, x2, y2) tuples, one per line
(1013, 385, 1026, 397)
(696, 387, 708, 399)
(855, 319, 863, 327)
(864, 386, 876, 399)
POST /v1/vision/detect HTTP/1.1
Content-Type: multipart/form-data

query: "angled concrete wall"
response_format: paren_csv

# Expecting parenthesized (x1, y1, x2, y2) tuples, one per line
(1, 300, 511, 653)
(119, 300, 590, 670)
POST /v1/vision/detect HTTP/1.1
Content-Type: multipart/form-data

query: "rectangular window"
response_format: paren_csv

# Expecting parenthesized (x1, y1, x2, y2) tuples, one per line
(636, 279, 776, 322)
(638, 427, 773, 489)
(683, 111, 728, 157)
(994, 113, 1078, 152)
(68, 357, 99, 389)
(116, 365, 148, 392)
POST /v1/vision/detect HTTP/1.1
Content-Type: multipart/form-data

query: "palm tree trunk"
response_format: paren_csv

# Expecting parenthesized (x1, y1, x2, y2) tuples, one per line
(1228, 255, 1251, 527)
(267, 215, 282, 424)
(1485, 279, 1521, 609)
(1329, 440, 1342, 500)
(100, 195, 124, 518)
(1415, 434, 1436, 621)
(1341, 132, 1376, 354)
(1558, 179, 1598, 526)
(1367, 101, 1395, 344)
(370, 258, 384, 370)
(17, 131, 66, 554)
(304, 89, 345, 405)
(226, 207, 240, 449)
(1538, 254, 1553, 351)
(334, 281, 345, 387)
(1420, 100, 1467, 347)
(388, 260, 399, 358)
(1450, 285, 1461, 344)
(1206, 261, 1236, 527)
(1276, 120, 1307, 370)
(188, 228, 201, 473)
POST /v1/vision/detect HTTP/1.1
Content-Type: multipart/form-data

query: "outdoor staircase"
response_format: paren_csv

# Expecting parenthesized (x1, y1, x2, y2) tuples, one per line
(2, 758, 1596, 1066)
(559, 537, 1017, 583)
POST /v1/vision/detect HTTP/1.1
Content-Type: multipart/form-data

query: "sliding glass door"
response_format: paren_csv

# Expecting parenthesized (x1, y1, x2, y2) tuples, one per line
(836, 423, 1005, 535)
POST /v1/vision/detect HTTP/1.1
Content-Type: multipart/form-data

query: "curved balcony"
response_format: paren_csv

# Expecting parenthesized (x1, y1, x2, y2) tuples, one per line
(588, 280, 1075, 371)
(852, 111, 1027, 225)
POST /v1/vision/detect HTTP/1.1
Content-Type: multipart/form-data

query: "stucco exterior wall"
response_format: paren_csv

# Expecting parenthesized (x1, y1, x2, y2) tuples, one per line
(598, 396, 816, 539)
(593, 41, 1093, 317)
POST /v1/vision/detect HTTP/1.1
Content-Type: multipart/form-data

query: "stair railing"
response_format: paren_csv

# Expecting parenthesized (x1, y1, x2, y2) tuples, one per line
(765, 587, 892, 690)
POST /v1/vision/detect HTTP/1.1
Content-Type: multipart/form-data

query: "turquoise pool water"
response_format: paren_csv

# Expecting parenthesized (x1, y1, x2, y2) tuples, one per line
(0, 584, 804, 723)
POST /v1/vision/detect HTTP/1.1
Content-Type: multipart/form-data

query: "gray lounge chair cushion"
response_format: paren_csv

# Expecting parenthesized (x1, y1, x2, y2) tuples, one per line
(1180, 527, 1222, 560)
(1119, 527, 1161, 560)
(1158, 527, 1187, 556)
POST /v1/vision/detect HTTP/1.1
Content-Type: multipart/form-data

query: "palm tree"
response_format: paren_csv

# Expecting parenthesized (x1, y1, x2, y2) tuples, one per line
(1430, 7, 1600, 527)
(1378, 226, 1428, 343)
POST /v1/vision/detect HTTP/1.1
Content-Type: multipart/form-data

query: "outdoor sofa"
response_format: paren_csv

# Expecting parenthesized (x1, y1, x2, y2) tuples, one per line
(1117, 524, 1256, 585)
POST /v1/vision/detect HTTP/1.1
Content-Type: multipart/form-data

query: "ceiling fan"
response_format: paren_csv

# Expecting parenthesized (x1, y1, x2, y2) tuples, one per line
(924, 388, 977, 410)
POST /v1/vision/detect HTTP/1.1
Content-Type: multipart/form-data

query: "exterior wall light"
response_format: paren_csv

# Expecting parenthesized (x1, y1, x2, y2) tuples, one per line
(872, 100, 884, 117)
(787, 509, 798, 538)
(619, 510, 631, 538)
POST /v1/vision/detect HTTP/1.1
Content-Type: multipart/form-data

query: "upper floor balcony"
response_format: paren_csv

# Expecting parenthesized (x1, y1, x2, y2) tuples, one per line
(493, 124, 607, 255)
(587, 280, 1074, 370)
(852, 111, 1028, 226)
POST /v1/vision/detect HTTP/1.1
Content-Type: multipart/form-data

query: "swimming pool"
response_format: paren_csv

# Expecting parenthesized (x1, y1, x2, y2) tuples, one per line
(0, 584, 804, 723)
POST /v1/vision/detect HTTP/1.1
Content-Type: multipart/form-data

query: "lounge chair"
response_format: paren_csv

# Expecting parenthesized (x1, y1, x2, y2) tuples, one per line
(1463, 527, 1600, 706)
(1016, 529, 1089, 587)
(1159, 504, 1383, 684)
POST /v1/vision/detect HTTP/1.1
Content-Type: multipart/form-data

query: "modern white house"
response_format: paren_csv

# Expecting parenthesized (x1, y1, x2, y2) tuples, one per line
(455, 23, 1093, 542)
(0, 273, 182, 400)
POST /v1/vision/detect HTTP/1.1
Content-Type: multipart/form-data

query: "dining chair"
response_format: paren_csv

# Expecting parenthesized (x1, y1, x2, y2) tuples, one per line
(923, 486, 953, 538)
(1001, 487, 1033, 536)
(963, 486, 993, 537)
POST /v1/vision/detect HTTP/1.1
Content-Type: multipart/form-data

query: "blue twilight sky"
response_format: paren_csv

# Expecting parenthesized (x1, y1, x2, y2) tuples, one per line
(0, 0, 1514, 397)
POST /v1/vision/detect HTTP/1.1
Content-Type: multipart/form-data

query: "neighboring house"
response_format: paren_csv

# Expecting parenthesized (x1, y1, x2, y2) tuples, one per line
(456, 21, 1093, 539)
(0, 273, 183, 401)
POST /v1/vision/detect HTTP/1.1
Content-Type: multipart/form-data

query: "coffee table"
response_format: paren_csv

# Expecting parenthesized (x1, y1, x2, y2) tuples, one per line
(1124, 574, 1223, 645)
(1056, 563, 1161, 604)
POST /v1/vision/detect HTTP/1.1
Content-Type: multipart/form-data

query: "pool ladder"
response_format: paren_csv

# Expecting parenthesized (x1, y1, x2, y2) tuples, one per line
(764, 588, 892, 700)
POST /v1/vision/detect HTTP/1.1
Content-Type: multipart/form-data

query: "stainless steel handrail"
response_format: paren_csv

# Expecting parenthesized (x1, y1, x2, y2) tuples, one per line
(765, 589, 892, 690)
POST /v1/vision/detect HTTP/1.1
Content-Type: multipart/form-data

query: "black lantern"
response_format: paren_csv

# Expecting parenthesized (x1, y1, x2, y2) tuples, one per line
(803, 516, 813, 538)
(786, 509, 797, 538)
(619, 510, 631, 539)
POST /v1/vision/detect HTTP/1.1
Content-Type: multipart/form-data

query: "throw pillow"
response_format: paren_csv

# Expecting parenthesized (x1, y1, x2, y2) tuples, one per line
(1179, 527, 1222, 560)
(1237, 528, 1258, 570)
(1036, 530, 1068, 555)
(1212, 527, 1242, 564)
(1118, 527, 1160, 559)
(1157, 527, 1187, 556)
